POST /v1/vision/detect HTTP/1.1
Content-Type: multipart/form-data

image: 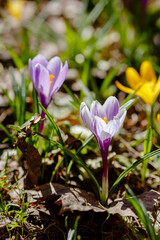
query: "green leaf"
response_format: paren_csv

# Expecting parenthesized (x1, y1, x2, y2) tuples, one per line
(141, 127, 152, 183)
(76, 134, 94, 154)
(39, 103, 64, 146)
(63, 84, 80, 109)
(126, 186, 158, 240)
(144, 127, 152, 155)
(7, 47, 24, 69)
(100, 66, 120, 96)
(120, 98, 137, 110)
(107, 149, 160, 203)
(0, 123, 14, 142)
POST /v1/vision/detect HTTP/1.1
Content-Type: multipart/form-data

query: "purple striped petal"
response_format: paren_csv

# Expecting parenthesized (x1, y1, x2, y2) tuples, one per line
(93, 116, 110, 139)
(50, 61, 68, 97)
(31, 54, 48, 68)
(80, 102, 94, 133)
(36, 64, 50, 98)
(116, 109, 127, 127)
(47, 56, 61, 78)
(90, 100, 105, 118)
(102, 119, 121, 138)
(103, 96, 119, 121)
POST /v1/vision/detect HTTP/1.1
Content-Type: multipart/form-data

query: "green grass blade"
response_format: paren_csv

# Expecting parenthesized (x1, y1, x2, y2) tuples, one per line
(126, 186, 158, 240)
(7, 47, 24, 69)
(36, 131, 101, 200)
(120, 98, 137, 110)
(107, 149, 160, 202)
(50, 156, 64, 182)
(20, 69, 26, 125)
(60, 146, 101, 200)
(141, 127, 152, 183)
(0, 123, 14, 142)
(144, 127, 152, 155)
(63, 84, 80, 109)
(32, 86, 39, 114)
(86, 0, 109, 25)
(100, 66, 120, 96)
(76, 134, 94, 154)
(39, 103, 64, 146)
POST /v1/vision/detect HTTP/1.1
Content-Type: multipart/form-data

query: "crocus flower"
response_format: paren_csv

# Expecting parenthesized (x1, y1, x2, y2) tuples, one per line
(7, 0, 25, 21)
(80, 96, 127, 204)
(116, 61, 160, 106)
(29, 54, 68, 132)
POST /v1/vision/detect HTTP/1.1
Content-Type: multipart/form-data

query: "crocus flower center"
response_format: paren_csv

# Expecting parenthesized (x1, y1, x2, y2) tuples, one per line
(50, 74, 54, 84)
(103, 117, 109, 124)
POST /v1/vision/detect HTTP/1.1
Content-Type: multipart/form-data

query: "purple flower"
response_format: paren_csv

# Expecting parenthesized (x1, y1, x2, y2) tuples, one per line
(80, 96, 127, 203)
(29, 54, 68, 132)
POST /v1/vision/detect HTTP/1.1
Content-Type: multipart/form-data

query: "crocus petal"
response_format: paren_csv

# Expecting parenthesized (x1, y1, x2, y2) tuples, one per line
(140, 61, 156, 83)
(115, 81, 134, 94)
(93, 116, 111, 140)
(153, 76, 160, 102)
(102, 118, 121, 138)
(50, 61, 68, 96)
(47, 56, 61, 78)
(32, 64, 41, 91)
(103, 96, 119, 121)
(36, 64, 50, 98)
(116, 109, 127, 127)
(137, 82, 155, 105)
(126, 67, 143, 89)
(31, 54, 48, 68)
(80, 102, 94, 133)
(90, 100, 105, 118)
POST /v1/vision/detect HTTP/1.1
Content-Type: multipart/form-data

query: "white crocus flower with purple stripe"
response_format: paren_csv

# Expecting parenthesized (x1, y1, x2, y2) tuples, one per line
(29, 54, 68, 132)
(80, 96, 127, 203)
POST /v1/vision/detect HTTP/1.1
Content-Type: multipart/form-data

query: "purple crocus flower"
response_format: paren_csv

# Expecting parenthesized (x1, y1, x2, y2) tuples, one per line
(29, 54, 68, 132)
(80, 96, 127, 203)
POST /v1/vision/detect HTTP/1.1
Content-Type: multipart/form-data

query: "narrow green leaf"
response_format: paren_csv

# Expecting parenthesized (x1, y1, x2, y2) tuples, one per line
(144, 127, 152, 155)
(0, 123, 14, 142)
(100, 66, 120, 95)
(39, 103, 64, 146)
(141, 127, 152, 183)
(76, 134, 94, 154)
(120, 98, 137, 111)
(9, 125, 21, 132)
(107, 149, 160, 202)
(63, 84, 80, 109)
(126, 186, 158, 240)
(7, 47, 24, 69)
(86, 0, 109, 25)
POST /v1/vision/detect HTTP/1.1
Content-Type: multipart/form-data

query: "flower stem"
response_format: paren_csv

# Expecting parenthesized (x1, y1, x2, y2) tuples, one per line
(101, 169, 108, 206)
(39, 110, 45, 133)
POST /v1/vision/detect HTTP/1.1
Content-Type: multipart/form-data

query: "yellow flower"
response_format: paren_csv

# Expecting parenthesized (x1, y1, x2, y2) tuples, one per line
(7, 0, 24, 21)
(115, 61, 160, 105)
(157, 114, 160, 125)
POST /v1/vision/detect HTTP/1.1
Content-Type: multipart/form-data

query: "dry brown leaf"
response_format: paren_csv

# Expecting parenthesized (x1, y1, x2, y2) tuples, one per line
(27, 183, 106, 214)
(27, 182, 160, 225)
(16, 114, 41, 188)
(107, 190, 160, 220)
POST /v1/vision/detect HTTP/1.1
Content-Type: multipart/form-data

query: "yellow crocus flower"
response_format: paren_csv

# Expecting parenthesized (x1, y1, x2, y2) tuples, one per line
(7, 0, 24, 21)
(115, 61, 160, 105)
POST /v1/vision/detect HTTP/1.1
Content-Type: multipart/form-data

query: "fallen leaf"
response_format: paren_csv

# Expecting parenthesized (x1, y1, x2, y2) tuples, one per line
(16, 115, 41, 188)
(27, 183, 106, 214)
(107, 190, 160, 221)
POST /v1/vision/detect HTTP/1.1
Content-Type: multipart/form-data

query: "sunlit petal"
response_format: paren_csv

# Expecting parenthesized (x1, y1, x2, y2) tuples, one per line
(126, 67, 143, 89)
(140, 61, 156, 82)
